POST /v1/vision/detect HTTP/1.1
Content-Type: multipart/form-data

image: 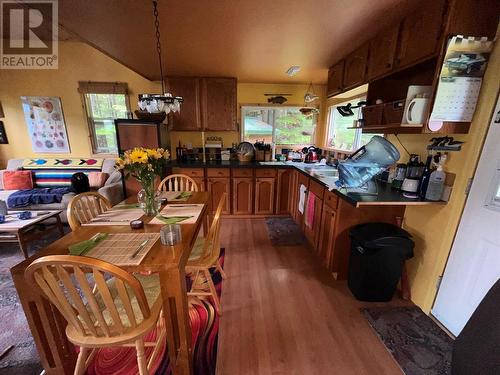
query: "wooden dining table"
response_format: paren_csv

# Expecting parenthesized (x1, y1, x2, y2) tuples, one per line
(10, 192, 210, 375)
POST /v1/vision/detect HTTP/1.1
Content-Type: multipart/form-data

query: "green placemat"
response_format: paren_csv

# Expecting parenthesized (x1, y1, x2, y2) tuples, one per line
(154, 215, 193, 224)
(113, 203, 141, 209)
(69, 233, 108, 256)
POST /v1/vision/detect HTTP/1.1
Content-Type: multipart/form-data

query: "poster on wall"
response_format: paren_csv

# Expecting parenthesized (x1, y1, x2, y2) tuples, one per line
(20, 96, 71, 153)
(429, 35, 493, 130)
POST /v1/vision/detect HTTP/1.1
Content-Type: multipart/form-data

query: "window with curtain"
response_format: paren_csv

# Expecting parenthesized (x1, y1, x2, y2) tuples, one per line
(241, 106, 317, 145)
(326, 98, 376, 152)
(79, 81, 130, 154)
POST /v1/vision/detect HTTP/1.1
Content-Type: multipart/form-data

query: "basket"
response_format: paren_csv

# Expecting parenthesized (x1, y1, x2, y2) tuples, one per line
(382, 100, 405, 124)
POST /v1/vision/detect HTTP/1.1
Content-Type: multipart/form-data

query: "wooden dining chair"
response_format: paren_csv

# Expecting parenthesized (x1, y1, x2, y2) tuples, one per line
(67, 192, 111, 230)
(186, 193, 226, 315)
(158, 174, 199, 192)
(25, 255, 165, 375)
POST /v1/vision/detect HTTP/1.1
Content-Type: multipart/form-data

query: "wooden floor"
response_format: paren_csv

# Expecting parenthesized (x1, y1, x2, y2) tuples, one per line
(216, 218, 410, 375)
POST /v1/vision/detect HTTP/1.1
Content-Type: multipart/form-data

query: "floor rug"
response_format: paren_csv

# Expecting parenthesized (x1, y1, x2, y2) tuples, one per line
(265, 217, 307, 246)
(0, 225, 68, 375)
(362, 306, 454, 375)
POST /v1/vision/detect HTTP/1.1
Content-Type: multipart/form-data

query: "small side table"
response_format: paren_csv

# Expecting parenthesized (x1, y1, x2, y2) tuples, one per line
(0, 210, 64, 258)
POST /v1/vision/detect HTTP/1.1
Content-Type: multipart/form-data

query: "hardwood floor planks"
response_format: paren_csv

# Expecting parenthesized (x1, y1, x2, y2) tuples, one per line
(217, 218, 408, 374)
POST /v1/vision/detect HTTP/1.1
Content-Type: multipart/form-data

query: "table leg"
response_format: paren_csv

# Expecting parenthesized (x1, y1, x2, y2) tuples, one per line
(55, 214, 65, 237)
(17, 231, 28, 259)
(159, 267, 193, 375)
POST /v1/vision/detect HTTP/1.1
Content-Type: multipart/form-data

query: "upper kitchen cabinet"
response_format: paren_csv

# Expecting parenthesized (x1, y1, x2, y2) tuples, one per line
(367, 25, 400, 81)
(166, 77, 202, 131)
(327, 60, 345, 97)
(201, 77, 237, 131)
(343, 44, 369, 90)
(394, 0, 446, 69)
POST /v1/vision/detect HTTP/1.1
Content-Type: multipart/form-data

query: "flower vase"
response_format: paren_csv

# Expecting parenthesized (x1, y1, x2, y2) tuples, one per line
(137, 178, 161, 216)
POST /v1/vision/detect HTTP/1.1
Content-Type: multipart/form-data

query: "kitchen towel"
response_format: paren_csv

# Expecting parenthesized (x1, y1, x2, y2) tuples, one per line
(305, 192, 316, 229)
(298, 184, 307, 214)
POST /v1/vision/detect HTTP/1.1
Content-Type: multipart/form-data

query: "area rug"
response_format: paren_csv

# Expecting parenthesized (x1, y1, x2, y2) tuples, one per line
(265, 217, 307, 246)
(0, 226, 67, 375)
(0, 225, 223, 375)
(362, 306, 453, 375)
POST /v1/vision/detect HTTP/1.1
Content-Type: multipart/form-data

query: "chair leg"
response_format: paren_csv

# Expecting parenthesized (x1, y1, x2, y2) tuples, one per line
(204, 268, 222, 316)
(216, 259, 227, 279)
(135, 338, 149, 375)
(74, 347, 89, 375)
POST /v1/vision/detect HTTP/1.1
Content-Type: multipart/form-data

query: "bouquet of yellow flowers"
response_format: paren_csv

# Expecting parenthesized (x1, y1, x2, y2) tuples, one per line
(115, 147, 170, 215)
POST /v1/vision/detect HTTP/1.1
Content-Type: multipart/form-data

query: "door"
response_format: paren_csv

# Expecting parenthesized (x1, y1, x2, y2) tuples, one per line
(432, 96, 500, 336)
(318, 204, 337, 270)
(201, 77, 237, 131)
(255, 178, 275, 214)
(295, 173, 310, 227)
(275, 169, 293, 214)
(395, 0, 445, 68)
(367, 24, 400, 80)
(233, 178, 253, 215)
(343, 44, 369, 89)
(166, 77, 201, 131)
(327, 60, 345, 97)
(303, 194, 323, 250)
(207, 178, 231, 214)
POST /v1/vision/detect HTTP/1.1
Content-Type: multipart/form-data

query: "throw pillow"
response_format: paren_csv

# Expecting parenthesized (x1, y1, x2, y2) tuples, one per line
(88, 172, 108, 189)
(3, 170, 33, 190)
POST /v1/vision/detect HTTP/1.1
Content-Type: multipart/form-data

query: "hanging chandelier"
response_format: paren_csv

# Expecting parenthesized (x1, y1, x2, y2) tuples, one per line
(137, 0, 183, 115)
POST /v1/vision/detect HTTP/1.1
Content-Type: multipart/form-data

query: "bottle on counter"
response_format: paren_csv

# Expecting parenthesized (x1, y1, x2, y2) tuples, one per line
(418, 155, 434, 198)
(425, 155, 447, 201)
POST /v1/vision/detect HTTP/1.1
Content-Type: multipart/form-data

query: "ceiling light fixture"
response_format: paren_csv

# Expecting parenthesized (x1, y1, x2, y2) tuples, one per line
(137, 0, 183, 117)
(286, 65, 301, 77)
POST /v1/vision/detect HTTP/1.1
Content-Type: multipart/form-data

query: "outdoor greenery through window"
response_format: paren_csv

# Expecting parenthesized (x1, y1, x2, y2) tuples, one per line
(326, 98, 375, 151)
(241, 106, 317, 145)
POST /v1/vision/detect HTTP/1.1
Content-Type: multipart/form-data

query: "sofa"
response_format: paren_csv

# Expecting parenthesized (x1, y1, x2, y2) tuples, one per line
(0, 158, 124, 222)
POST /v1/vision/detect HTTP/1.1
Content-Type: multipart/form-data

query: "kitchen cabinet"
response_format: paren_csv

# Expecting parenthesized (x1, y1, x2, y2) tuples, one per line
(343, 44, 369, 89)
(303, 180, 325, 250)
(327, 60, 345, 97)
(201, 77, 237, 131)
(367, 25, 400, 80)
(395, 0, 446, 69)
(294, 172, 310, 227)
(275, 169, 294, 214)
(255, 178, 275, 215)
(318, 203, 337, 270)
(232, 178, 253, 215)
(207, 177, 231, 214)
(166, 77, 201, 131)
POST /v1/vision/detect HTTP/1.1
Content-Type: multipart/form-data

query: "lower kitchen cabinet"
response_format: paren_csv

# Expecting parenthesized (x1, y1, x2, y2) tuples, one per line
(276, 169, 295, 215)
(232, 178, 253, 215)
(207, 177, 231, 214)
(318, 204, 337, 270)
(303, 193, 324, 250)
(294, 172, 310, 227)
(255, 178, 275, 215)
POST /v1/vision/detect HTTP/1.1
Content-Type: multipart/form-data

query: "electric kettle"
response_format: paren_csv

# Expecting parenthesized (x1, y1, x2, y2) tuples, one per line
(304, 146, 320, 163)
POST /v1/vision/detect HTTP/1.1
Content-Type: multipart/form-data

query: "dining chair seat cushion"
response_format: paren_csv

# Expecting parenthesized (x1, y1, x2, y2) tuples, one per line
(92, 273, 161, 328)
(188, 238, 214, 262)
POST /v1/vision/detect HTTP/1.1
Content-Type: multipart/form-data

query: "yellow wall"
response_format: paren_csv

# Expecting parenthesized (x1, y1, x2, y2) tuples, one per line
(387, 39, 500, 313)
(0, 41, 159, 166)
(169, 82, 327, 156)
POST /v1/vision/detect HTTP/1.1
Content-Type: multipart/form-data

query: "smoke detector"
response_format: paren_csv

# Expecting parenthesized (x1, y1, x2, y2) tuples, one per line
(286, 66, 301, 76)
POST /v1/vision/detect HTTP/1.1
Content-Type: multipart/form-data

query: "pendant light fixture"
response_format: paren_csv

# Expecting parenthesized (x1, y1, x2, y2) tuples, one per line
(137, 0, 183, 115)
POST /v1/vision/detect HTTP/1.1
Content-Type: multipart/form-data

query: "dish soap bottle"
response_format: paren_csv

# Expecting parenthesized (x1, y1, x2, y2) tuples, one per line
(425, 155, 447, 201)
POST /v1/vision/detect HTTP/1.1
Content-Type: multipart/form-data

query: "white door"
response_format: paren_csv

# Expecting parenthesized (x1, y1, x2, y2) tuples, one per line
(432, 95, 500, 337)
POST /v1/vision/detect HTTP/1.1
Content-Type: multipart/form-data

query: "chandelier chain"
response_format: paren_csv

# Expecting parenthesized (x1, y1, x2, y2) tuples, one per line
(152, 0, 165, 93)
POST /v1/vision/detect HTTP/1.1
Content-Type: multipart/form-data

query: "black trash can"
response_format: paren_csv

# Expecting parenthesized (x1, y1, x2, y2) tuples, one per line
(348, 222, 414, 302)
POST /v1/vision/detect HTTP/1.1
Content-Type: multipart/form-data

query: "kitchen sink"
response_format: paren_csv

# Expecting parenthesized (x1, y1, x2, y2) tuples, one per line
(311, 169, 338, 178)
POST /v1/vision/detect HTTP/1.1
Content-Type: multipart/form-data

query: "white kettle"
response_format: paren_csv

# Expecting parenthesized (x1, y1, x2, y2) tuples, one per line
(405, 98, 431, 125)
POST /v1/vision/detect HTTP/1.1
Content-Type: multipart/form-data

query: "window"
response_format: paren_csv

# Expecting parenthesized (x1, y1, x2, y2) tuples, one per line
(326, 98, 377, 152)
(241, 106, 317, 145)
(79, 81, 130, 154)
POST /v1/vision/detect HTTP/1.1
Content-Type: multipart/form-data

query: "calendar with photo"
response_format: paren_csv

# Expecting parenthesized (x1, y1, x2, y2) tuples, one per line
(430, 35, 493, 124)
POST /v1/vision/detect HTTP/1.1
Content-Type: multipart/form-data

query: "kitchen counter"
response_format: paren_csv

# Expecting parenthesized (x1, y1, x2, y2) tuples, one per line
(169, 160, 446, 207)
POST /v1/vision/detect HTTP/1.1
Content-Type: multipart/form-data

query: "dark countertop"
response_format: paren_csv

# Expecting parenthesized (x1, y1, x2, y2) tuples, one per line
(169, 160, 446, 207)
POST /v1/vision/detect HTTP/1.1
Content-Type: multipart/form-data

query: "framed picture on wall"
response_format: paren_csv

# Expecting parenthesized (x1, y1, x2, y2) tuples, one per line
(20, 96, 71, 153)
(0, 121, 8, 144)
